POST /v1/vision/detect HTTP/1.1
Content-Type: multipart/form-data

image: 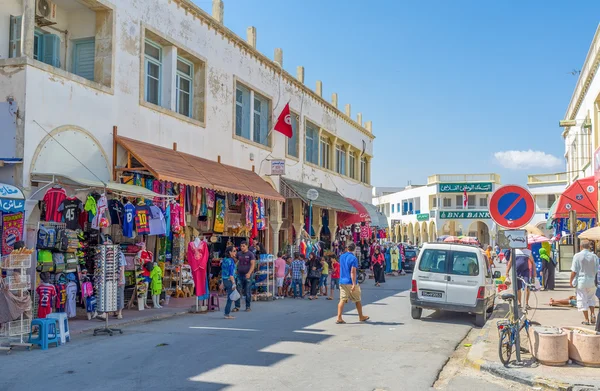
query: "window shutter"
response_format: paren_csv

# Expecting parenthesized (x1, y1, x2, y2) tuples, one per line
(73, 39, 95, 81)
(9, 15, 22, 58)
(42, 34, 61, 67)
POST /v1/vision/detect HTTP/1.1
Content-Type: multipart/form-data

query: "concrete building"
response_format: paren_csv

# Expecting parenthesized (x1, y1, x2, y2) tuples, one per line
(0, 0, 374, 253)
(527, 172, 568, 237)
(561, 24, 600, 184)
(373, 174, 501, 245)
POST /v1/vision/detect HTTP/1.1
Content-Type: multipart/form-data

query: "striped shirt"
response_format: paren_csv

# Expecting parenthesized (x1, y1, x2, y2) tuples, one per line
(43, 187, 67, 222)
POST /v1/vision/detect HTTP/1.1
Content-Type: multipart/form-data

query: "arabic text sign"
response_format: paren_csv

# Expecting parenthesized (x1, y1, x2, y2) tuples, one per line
(416, 213, 429, 221)
(0, 184, 23, 199)
(0, 198, 24, 213)
(497, 229, 528, 249)
(438, 183, 493, 193)
(439, 211, 490, 219)
(270, 159, 285, 175)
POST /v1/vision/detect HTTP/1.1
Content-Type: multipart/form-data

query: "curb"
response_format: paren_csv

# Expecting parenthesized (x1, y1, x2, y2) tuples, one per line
(70, 309, 191, 336)
(464, 317, 599, 391)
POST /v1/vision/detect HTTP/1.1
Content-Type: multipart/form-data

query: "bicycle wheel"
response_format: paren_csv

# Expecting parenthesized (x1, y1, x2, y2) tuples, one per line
(357, 271, 366, 284)
(498, 328, 512, 366)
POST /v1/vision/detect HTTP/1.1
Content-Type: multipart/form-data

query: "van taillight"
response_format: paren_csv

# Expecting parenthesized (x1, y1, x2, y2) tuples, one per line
(411, 280, 417, 293)
(477, 286, 485, 299)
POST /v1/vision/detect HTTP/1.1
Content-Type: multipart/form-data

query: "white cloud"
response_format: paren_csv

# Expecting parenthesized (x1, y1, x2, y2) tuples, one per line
(494, 150, 562, 170)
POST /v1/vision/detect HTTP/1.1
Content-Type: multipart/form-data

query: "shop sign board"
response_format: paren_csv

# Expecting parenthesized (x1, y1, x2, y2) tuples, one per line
(270, 159, 285, 175)
(497, 229, 528, 249)
(438, 183, 493, 193)
(439, 211, 490, 219)
(416, 213, 429, 221)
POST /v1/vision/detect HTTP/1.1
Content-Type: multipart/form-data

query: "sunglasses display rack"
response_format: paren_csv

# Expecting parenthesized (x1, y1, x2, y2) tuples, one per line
(93, 245, 123, 336)
(0, 252, 33, 352)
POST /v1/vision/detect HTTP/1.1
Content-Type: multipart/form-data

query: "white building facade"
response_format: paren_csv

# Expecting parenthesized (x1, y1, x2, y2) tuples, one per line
(0, 0, 374, 252)
(373, 174, 501, 246)
(527, 173, 567, 238)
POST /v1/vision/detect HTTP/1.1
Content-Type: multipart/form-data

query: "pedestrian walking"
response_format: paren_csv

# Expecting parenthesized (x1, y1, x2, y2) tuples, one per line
(220, 246, 237, 319)
(307, 256, 322, 300)
(319, 257, 329, 296)
(506, 248, 535, 309)
(371, 246, 385, 287)
(570, 240, 599, 326)
(291, 253, 305, 298)
(234, 241, 255, 312)
(329, 255, 340, 300)
(539, 248, 555, 290)
(336, 243, 369, 324)
(274, 252, 287, 299)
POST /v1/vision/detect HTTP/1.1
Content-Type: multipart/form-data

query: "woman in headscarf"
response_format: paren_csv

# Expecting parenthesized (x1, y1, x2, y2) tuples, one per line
(539, 248, 555, 290)
(371, 246, 385, 287)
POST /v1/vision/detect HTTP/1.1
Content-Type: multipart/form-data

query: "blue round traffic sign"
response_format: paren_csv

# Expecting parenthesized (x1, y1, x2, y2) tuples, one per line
(489, 185, 535, 228)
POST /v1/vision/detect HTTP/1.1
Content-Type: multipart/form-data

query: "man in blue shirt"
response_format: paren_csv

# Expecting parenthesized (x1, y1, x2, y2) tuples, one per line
(337, 243, 369, 324)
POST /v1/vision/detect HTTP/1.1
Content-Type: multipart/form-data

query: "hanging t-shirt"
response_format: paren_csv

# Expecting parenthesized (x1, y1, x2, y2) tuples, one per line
(36, 283, 57, 318)
(123, 203, 136, 238)
(57, 197, 84, 230)
(148, 205, 166, 236)
(91, 195, 108, 230)
(108, 199, 124, 226)
(135, 205, 151, 235)
(170, 202, 182, 229)
(43, 187, 67, 222)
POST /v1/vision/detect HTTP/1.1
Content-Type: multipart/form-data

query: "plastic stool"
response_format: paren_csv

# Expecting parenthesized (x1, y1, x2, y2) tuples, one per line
(47, 313, 70, 344)
(208, 292, 220, 311)
(28, 318, 60, 350)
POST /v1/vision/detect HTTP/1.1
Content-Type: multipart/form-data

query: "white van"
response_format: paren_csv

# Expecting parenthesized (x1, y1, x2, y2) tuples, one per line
(409, 242, 496, 326)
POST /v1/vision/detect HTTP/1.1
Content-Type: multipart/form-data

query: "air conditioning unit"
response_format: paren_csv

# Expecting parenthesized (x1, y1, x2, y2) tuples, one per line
(36, 0, 57, 25)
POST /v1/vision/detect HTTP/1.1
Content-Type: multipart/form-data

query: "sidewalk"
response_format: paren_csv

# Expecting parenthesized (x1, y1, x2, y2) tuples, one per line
(68, 296, 199, 335)
(465, 268, 600, 391)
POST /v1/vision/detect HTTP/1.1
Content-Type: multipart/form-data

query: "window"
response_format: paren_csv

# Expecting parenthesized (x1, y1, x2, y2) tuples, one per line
(320, 136, 332, 169)
(468, 195, 476, 208)
(236, 84, 251, 139)
(547, 194, 556, 206)
(450, 251, 479, 276)
(253, 92, 270, 145)
(305, 122, 319, 165)
(456, 195, 462, 207)
(144, 40, 162, 105)
(349, 151, 357, 179)
(432, 197, 438, 208)
(418, 249, 448, 273)
(34, 30, 44, 61)
(479, 197, 488, 207)
(335, 144, 346, 175)
(9, 15, 22, 58)
(443, 198, 451, 207)
(176, 58, 193, 117)
(72, 38, 96, 81)
(397, 203, 400, 212)
(360, 156, 367, 183)
(392, 204, 395, 214)
(287, 113, 299, 158)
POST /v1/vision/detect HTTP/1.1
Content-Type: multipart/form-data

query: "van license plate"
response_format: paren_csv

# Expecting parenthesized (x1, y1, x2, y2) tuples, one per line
(421, 290, 443, 298)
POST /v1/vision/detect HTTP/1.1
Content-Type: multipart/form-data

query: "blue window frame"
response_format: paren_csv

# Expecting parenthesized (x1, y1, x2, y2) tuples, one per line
(72, 38, 95, 81)
(34, 30, 44, 61)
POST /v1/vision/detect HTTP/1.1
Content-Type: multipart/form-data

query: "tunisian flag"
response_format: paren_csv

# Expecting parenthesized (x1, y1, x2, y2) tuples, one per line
(274, 103, 293, 138)
(463, 188, 468, 209)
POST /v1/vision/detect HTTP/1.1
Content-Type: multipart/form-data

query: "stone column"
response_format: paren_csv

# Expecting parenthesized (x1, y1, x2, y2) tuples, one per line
(94, 9, 113, 86)
(22, 0, 35, 58)
(331, 136, 338, 173)
(269, 201, 283, 255)
(311, 206, 322, 240)
(161, 46, 177, 110)
(330, 209, 338, 242)
(345, 145, 351, 178)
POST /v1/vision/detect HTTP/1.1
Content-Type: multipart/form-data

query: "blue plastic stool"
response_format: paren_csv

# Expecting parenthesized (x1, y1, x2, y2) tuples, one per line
(28, 318, 60, 350)
(47, 313, 70, 344)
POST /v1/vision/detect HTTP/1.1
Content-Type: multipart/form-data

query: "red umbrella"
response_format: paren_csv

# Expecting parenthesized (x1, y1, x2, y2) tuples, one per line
(553, 176, 597, 219)
(527, 234, 550, 244)
(459, 236, 479, 245)
(443, 236, 460, 243)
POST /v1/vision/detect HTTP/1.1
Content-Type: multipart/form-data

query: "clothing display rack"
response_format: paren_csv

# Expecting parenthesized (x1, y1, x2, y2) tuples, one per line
(93, 245, 122, 336)
(255, 254, 275, 301)
(0, 252, 33, 351)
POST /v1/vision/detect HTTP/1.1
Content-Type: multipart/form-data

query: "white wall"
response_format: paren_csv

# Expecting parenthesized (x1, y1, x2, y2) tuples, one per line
(0, 0, 374, 202)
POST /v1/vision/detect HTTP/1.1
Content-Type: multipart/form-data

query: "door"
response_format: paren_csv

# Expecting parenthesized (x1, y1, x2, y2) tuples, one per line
(415, 248, 449, 303)
(446, 246, 480, 306)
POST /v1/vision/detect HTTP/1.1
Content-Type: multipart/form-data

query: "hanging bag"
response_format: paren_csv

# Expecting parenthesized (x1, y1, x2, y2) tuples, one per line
(229, 288, 240, 301)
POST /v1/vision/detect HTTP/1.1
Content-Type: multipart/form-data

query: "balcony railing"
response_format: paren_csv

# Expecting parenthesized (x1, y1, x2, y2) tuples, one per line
(427, 173, 501, 185)
(527, 173, 568, 185)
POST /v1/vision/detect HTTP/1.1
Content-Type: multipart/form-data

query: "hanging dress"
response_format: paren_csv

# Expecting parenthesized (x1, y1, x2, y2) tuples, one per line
(187, 240, 209, 298)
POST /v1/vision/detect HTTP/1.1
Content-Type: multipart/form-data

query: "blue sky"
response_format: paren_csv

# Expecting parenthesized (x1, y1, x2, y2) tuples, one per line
(195, 0, 600, 187)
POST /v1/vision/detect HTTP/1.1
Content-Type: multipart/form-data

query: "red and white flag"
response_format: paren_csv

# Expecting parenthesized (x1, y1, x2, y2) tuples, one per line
(463, 188, 468, 209)
(274, 103, 293, 138)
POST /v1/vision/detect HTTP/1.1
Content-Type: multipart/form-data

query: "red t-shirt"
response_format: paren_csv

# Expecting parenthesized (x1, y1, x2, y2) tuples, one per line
(331, 262, 340, 279)
(43, 188, 67, 222)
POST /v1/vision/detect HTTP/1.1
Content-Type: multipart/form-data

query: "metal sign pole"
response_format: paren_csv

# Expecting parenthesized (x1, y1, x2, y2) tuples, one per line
(308, 200, 312, 239)
(511, 248, 521, 362)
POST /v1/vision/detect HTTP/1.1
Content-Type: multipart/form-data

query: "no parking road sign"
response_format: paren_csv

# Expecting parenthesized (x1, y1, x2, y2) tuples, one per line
(489, 185, 535, 229)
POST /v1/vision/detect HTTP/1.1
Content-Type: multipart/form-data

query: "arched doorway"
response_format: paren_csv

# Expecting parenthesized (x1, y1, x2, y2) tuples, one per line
(468, 221, 490, 245)
(422, 222, 429, 243)
(442, 221, 461, 236)
(407, 223, 414, 244)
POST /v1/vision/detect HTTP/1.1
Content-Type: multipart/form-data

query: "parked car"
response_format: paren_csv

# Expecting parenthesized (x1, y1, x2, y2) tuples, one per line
(409, 242, 496, 327)
(402, 245, 418, 272)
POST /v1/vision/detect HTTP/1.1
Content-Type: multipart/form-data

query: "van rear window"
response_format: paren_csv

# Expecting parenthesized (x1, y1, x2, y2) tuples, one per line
(450, 251, 479, 276)
(418, 249, 448, 273)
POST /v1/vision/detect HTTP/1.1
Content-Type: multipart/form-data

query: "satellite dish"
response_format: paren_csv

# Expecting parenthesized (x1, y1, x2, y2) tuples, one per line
(306, 189, 319, 201)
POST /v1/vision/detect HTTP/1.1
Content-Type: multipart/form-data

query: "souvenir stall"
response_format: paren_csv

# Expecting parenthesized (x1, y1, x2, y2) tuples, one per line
(114, 135, 285, 310)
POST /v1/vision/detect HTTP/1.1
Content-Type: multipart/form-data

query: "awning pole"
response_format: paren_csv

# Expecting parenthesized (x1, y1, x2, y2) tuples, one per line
(28, 175, 56, 200)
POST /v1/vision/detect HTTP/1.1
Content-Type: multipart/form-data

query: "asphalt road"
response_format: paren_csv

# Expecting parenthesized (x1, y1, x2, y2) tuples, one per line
(0, 274, 517, 391)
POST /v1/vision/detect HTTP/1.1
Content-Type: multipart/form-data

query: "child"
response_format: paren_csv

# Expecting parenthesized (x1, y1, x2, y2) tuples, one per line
(147, 262, 163, 309)
(36, 272, 57, 318)
(319, 257, 329, 296)
(328, 255, 340, 300)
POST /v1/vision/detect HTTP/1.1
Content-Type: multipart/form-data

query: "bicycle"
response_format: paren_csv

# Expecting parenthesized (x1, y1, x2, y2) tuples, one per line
(497, 277, 536, 366)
